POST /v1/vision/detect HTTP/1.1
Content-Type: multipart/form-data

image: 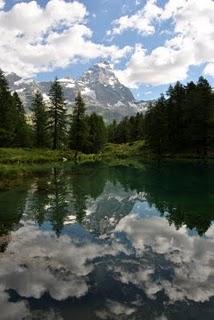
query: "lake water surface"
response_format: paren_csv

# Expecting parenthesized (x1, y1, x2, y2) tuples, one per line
(0, 162, 214, 320)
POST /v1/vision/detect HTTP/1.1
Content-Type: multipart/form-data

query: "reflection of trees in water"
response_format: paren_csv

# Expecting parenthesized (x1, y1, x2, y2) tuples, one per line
(29, 167, 70, 236)
(30, 176, 50, 226)
(0, 183, 30, 251)
(1, 163, 213, 238)
(68, 163, 107, 224)
(112, 163, 214, 235)
(48, 168, 70, 235)
(28, 162, 214, 236)
(29, 163, 108, 234)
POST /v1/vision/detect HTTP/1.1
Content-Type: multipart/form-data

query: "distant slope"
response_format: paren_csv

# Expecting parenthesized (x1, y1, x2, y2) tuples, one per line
(6, 61, 149, 121)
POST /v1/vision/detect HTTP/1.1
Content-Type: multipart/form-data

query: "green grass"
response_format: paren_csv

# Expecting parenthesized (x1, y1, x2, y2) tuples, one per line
(0, 144, 148, 189)
(0, 142, 147, 167)
(102, 141, 147, 160)
(0, 148, 76, 164)
(0, 142, 213, 188)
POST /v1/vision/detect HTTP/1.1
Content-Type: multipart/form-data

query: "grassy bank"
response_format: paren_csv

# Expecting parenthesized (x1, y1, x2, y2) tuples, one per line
(0, 142, 213, 166)
(102, 142, 214, 163)
(0, 148, 76, 164)
(0, 142, 147, 168)
(0, 143, 213, 189)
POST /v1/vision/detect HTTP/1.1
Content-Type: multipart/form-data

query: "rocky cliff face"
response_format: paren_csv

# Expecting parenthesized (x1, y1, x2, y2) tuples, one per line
(6, 62, 148, 121)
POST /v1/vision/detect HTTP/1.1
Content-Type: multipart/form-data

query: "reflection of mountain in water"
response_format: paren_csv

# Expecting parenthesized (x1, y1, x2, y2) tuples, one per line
(0, 162, 214, 237)
(22, 164, 214, 235)
(0, 162, 214, 319)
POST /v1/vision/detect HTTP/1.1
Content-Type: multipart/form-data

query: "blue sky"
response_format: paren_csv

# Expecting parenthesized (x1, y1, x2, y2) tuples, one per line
(0, 0, 214, 100)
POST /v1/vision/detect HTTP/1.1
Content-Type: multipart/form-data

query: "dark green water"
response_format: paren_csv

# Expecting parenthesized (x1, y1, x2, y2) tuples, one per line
(0, 162, 214, 320)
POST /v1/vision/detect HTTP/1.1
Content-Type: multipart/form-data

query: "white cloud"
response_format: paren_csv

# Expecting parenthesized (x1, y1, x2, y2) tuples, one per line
(115, 43, 192, 87)
(0, 0, 131, 77)
(96, 300, 136, 319)
(0, 285, 29, 320)
(108, 0, 163, 36)
(204, 63, 214, 77)
(115, 214, 214, 303)
(0, 0, 5, 10)
(0, 220, 123, 302)
(114, 0, 214, 86)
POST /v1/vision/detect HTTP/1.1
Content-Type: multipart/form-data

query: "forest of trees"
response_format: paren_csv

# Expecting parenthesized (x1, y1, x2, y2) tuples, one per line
(0, 68, 213, 157)
(108, 77, 214, 156)
(0, 70, 107, 154)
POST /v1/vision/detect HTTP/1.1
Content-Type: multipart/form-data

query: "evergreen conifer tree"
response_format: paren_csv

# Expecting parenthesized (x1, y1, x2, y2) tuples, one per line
(0, 70, 16, 146)
(69, 92, 88, 159)
(86, 113, 107, 153)
(12, 92, 31, 147)
(48, 79, 67, 149)
(31, 91, 49, 148)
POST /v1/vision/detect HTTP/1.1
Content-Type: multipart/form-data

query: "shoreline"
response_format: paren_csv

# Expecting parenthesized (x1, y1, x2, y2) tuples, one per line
(0, 144, 214, 166)
(0, 144, 214, 190)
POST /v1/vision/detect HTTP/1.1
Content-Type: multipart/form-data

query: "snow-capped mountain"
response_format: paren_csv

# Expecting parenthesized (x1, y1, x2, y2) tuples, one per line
(6, 62, 148, 121)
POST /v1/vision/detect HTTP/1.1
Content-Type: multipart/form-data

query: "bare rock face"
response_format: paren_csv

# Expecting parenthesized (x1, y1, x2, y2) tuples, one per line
(6, 62, 149, 122)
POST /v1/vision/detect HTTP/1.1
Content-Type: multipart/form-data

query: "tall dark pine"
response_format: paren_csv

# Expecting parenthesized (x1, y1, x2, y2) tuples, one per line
(69, 92, 88, 159)
(86, 113, 107, 153)
(48, 79, 67, 149)
(0, 70, 15, 146)
(144, 95, 167, 156)
(196, 76, 213, 156)
(166, 82, 186, 152)
(12, 92, 31, 147)
(107, 120, 117, 143)
(31, 91, 48, 148)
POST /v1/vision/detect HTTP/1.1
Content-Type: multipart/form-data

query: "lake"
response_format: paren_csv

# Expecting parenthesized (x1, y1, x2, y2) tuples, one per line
(0, 162, 214, 320)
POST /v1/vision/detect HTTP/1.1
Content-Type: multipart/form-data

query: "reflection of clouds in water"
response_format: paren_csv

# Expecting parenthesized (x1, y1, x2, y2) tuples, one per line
(0, 287, 62, 320)
(27, 309, 63, 320)
(0, 214, 214, 318)
(0, 285, 28, 320)
(0, 221, 122, 302)
(115, 214, 214, 303)
(96, 300, 136, 319)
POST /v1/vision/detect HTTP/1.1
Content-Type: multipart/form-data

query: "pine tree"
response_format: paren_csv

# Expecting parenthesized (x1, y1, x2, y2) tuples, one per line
(0, 70, 16, 146)
(129, 113, 144, 141)
(166, 81, 186, 152)
(69, 92, 88, 159)
(86, 113, 107, 153)
(196, 76, 213, 156)
(114, 117, 131, 143)
(31, 91, 49, 148)
(144, 95, 167, 156)
(12, 92, 31, 147)
(48, 79, 67, 150)
(107, 120, 117, 143)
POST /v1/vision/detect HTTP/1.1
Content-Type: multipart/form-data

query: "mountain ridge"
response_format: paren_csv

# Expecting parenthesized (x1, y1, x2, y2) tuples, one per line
(6, 61, 149, 121)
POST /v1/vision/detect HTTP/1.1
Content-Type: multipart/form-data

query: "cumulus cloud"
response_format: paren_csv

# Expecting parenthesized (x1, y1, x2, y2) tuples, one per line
(96, 300, 136, 319)
(0, 285, 29, 320)
(204, 63, 214, 77)
(114, 0, 214, 86)
(0, 0, 131, 77)
(0, 221, 123, 302)
(0, 210, 214, 317)
(115, 214, 214, 303)
(115, 43, 192, 87)
(108, 0, 163, 36)
(0, 0, 5, 10)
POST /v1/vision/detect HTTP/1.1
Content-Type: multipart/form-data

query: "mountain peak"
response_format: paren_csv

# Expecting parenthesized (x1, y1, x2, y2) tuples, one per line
(5, 62, 149, 122)
(96, 61, 112, 69)
(80, 61, 119, 87)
